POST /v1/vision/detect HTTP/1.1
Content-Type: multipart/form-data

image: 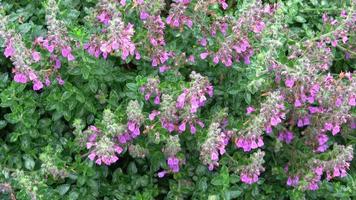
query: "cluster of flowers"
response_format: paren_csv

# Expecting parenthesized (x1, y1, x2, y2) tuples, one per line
(1, 0, 72, 90)
(321, 9, 356, 57)
(95, 0, 118, 25)
(235, 90, 285, 152)
(239, 150, 265, 184)
(84, 0, 139, 61)
(149, 71, 213, 134)
(140, 77, 161, 104)
(242, 11, 355, 188)
(158, 135, 182, 177)
(138, 1, 172, 70)
(200, 109, 234, 170)
(35, 0, 75, 64)
(0, 27, 42, 90)
(199, 0, 277, 67)
(286, 145, 353, 190)
(166, 0, 192, 29)
(270, 58, 355, 153)
(84, 101, 144, 165)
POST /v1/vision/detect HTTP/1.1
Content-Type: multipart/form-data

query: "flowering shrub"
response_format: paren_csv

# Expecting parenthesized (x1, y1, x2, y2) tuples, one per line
(0, 0, 355, 199)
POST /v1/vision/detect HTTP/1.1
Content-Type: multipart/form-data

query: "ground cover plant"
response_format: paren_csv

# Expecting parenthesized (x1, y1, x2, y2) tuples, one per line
(0, 0, 355, 199)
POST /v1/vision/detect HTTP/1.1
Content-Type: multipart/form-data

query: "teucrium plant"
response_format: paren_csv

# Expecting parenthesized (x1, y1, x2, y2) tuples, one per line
(0, 0, 355, 199)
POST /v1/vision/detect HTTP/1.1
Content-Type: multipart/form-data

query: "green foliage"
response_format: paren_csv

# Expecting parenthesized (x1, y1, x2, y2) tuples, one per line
(0, 0, 355, 199)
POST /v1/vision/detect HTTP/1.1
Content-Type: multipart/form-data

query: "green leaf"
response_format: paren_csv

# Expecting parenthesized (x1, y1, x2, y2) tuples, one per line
(126, 83, 138, 92)
(62, 91, 72, 101)
(57, 184, 70, 196)
(0, 120, 7, 129)
(295, 16, 306, 23)
(23, 155, 35, 170)
(4, 113, 20, 124)
(128, 162, 138, 175)
(244, 93, 251, 104)
(88, 79, 98, 93)
(19, 23, 32, 34)
(68, 191, 79, 200)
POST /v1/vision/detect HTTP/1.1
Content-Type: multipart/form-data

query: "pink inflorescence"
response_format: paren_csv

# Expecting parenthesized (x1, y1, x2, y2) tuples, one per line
(200, 109, 234, 170)
(278, 130, 294, 144)
(240, 150, 265, 184)
(235, 135, 264, 152)
(84, 1, 139, 61)
(86, 126, 123, 165)
(166, 0, 193, 29)
(140, 77, 161, 104)
(84, 101, 144, 166)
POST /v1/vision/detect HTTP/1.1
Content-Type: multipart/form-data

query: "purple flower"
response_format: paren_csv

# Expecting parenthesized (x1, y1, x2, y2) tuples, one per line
(158, 171, 167, 178)
(4, 42, 15, 58)
(149, 110, 160, 121)
(285, 78, 295, 88)
(349, 95, 355, 106)
(287, 176, 299, 186)
(154, 96, 161, 104)
(252, 21, 265, 33)
(246, 106, 255, 115)
(14, 73, 28, 83)
(307, 182, 319, 191)
(167, 156, 180, 173)
(332, 125, 340, 135)
(309, 106, 320, 114)
(56, 76, 65, 85)
(32, 51, 41, 62)
(178, 122, 186, 132)
(200, 52, 209, 60)
(317, 134, 328, 145)
(324, 122, 333, 131)
(176, 92, 186, 109)
(140, 11, 149, 20)
(33, 80, 44, 91)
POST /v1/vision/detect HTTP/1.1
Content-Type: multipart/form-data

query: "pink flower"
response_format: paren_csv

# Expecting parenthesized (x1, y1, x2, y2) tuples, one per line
(324, 122, 333, 131)
(252, 21, 265, 33)
(158, 171, 167, 178)
(167, 156, 180, 173)
(200, 52, 209, 60)
(149, 110, 160, 121)
(62, 46, 71, 57)
(4, 43, 15, 58)
(246, 106, 255, 115)
(188, 55, 195, 63)
(176, 92, 186, 109)
(140, 12, 149, 20)
(294, 99, 302, 107)
(178, 122, 186, 132)
(348, 95, 355, 106)
(285, 78, 294, 88)
(332, 125, 340, 135)
(120, 0, 126, 6)
(200, 38, 207, 46)
(33, 80, 44, 91)
(56, 76, 65, 85)
(32, 51, 41, 62)
(14, 73, 28, 83)
(88, 152, 96, 160)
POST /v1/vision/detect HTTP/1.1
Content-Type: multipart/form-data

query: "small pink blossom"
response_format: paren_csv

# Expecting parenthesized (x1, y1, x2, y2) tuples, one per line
(14, 73, 28, 83)
(32, 51, 41, 62)
(246, 106, 255, 115)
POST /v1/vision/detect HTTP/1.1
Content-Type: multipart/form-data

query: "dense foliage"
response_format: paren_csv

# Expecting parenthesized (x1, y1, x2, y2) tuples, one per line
(0, 0, 355, 199)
